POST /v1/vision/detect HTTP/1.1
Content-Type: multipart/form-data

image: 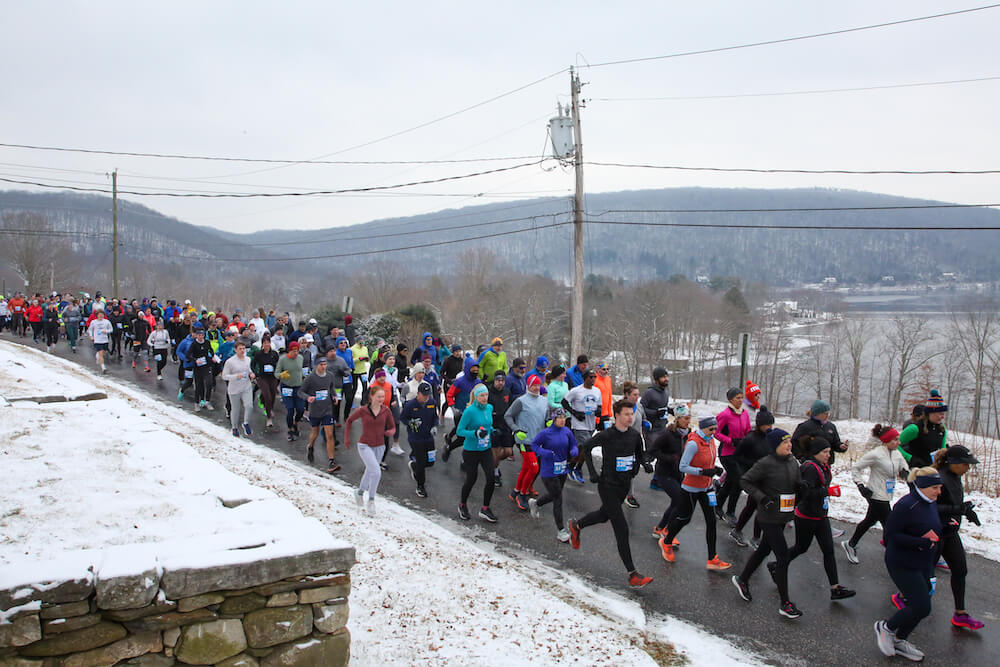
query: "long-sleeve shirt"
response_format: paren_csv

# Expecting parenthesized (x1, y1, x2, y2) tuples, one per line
(275, 354, 304, 387)
(400, 397, 438, 445)
(456, 402, 494, 451)
(504, 393, 548, 448)
(221, 355, 253, 395)
(298, 371, 338, 419)
(147, 329, 171, 350)
(531, 426, 578, 478)
(346, 404, 396, 447)
(851, 440, 908, 502)
(88, 319, 113, 344)
(582, 425, 643, 489)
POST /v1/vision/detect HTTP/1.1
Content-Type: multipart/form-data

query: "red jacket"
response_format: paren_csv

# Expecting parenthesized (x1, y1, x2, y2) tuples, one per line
(26, 304, 43, 322)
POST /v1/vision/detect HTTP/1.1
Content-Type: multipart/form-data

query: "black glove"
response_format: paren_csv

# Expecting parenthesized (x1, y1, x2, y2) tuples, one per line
(642, 461, 654, 474)
(857, 483, 874, 500)
(760, 497, 776, 512)
(963, 501, 981, 526)
(590, 474, 600, 484)
(701, 466, 724, 477)
(572, 409, 586, 422)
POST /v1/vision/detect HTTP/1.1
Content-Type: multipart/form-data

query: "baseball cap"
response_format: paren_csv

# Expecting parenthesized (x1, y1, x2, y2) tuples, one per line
(418, 381, 432, 395)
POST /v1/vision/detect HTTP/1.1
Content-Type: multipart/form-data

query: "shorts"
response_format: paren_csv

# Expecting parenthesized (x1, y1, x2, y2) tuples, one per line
(309, 414, 334, 428)
(94, 343, 109, 351)
(491, 429, 514, 449)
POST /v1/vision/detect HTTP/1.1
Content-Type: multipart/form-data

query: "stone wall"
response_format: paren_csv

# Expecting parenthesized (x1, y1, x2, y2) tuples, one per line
(0, 541, 354, 666)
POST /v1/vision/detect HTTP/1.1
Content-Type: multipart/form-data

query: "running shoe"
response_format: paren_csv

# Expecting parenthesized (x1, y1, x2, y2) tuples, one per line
(628, 572, 653, 589)
(951, 612, 984, 630)
(458, 503, 471, 521)
(729, 528, 748, 548)
(327, 462, 341, 474)
(528, 498, 539, 518)
(891, 593, 906, 610)
(306, 446, 314, 462)
(568, 520, 581, 549)
(652, 525, 668, 538)
(204, 402, 214, 411)
(831, 528, 846, 539)
(194, 403, 202, 412)
(658, 537, 675, 563)
(365, 498, 376, 516)
(232, 428, 240, 437)
(416, 486, 428, 498)
(355, 489, 365, 508)
(625, 495, 640, 509)
(748, 537, 760, 550)
(494, 473, 502, 488)
(479, 507, 498, 523)
(527, 488, 539, 497)
(779, 602, 803, 620)
(287, 431, 296, 442)
(266, 418, 273, 428)
(408, 459, 416, 481)
(177, 390, 184, 401)
(243, 423, 252, 436)
(379, 462, 388, 471)
(568, 468, 585, 484)
(874, 620, 896, 657)
(442, 446, 452, 463)
(508, 491, 519, 503)
(893, 639, 924, 662)
(144, 366, 150, 372)
(732, 575, 752, 602)
(706, 556, 732, 571)
(157, 375, 162, 381)
(713, 506, 726, 522)
(557, 528, 570, 543)
(841, 540, 859, 564)
(936, 557, 950, 571)
(515, 494, 529, 512)
(724, 512, 737, 527)
(830, 585, 856, 600)
(390, 444, 404, 455)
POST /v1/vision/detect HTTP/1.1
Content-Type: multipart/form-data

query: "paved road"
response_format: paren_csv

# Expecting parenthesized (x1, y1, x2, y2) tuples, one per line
(20, 337, 1000, 665)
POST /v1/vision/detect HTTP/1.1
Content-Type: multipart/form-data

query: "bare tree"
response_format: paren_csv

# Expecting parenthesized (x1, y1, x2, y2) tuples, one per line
(883, 317, 940, 421)
(841, 318, 869, 418)
(1, 212, 80, 291)
(949, 301, 999, 434)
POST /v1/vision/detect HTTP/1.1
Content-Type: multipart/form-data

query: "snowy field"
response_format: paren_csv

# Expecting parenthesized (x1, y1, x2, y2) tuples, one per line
(0, 342, 761, 666)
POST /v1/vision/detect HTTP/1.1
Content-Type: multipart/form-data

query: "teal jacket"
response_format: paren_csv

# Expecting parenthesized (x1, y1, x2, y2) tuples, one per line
(457, 400, 494, 451)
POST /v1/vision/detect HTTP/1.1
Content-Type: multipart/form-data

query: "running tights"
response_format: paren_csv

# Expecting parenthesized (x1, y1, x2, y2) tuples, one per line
(716, 455, 743, 515)
(152, 348, 169, 375)
(655, 477, 683, 530)
(740, 522, 791, 604)
(194, 367, 213, 403)
(357, 443, 385, 501)
(939, 532, 968, 610)
(577, 484, 634, 572)
(849, 498, 890, 548)
(665, 490, 718, 560)
(536, 475, 566, 529)
(788, 516, 838, 586)
(886, 566, 932, 640)
(460, 449, 496, 507)
(44, 324, 59, 348)
(257, 376, 278, 418)
(515, 451, 539, 494)
(408, 440, 434, 487)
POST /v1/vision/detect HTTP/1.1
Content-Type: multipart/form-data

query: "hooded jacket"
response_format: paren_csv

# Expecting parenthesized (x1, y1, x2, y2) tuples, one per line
(446, 357, 480, 411)
(334, 337, 355, 384)
(456, 397, 494, 451)
(791, 416, 846, 465)
(410, 332, 436, 366)
(477, 347, 508, 382)
(640, 384, 672, 432)
(795, 457, 832, 520)
(715, 405, 752, 457)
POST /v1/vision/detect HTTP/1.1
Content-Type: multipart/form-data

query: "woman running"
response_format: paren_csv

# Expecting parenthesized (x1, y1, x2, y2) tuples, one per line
(874, 467, 944, 661)
(728, 408, 775, 548)
(649, 404, 690, 542)
(715, 387, 752, 525)
(528, 407, 577, 541)
(252, 335, 280, 429)
(221, 341, 255, 437)
(731, 428, 803, 619)
(899, 390, 948, 470)
(842, 424, 908, 564)
(785, 435, 856, 601)
(658, 415, 731, 572)
(147, 318, 171, 380)
(345, 384, 396, 514)
(455, 383, 497, 522)
(545, 365, 569, 411)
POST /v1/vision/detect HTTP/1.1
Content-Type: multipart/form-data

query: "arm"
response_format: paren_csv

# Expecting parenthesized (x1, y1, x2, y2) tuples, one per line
(220, 358, 242, 382)
(851, 447, 879, 485)
(678, 441, 701, 476)
(897, 424, 919, 463)
(740, 459, 768, 503)
(455, 408, 476, 440)
(885, 507, 936, 552)
(714, 410, 733, 447)
(504, 398, 523, 433)
(297, 376, 313, 402)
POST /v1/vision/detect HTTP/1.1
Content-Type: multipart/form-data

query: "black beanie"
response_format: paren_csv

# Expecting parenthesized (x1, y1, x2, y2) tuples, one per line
(755, 407, 774, 428)
(808, 436, 832, 456)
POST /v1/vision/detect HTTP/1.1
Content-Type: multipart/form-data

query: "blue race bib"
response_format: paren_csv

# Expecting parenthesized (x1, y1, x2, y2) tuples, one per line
(427, 450, 436, 463)
(263, 364, 274, 373)
(281, 387, 294, 397)
(552, 460, 567, 475)
(615, 455, 634, 472)
(707, 490, 718, 507)
(822, 497, 829, 510)
(885, 479, 896, 495)
(315, 390, 328, 402)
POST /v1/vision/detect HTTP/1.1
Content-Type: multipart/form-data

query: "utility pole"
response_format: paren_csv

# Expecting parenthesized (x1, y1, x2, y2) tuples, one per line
(112, 169, 119, 299)
(569, 67, 585, 359)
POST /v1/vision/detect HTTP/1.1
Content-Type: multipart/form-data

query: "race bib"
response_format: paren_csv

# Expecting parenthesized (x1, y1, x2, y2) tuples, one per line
(552, 460, 567, 475)
(426, 450, 436, 463)
(116, 323, 123, 329)
(154, 354, 162, 361)
(184, 369, 194, 379)
(885, 479, 896, 495)
(929, 577, 937, 596)
(335, 388, 342, 398)
(779, 493, 795, 513)
(615, 455, 634, 472)
(302, 367, 310, 377)
(315, 390, 329, 402)
(477, 436, 490, 448)
(263, 364, 274, 373)
(585, 408, 594, 416)
(707, 490, 718, 507)
(822, 497, 829, 511)
(195, 356, 207, 366)
(212, 355, 220, 363)
(281, 387, 294, 397)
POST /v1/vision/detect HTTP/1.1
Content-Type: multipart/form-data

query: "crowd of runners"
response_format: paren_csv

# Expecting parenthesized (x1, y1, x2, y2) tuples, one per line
(0, 289, 987, 661)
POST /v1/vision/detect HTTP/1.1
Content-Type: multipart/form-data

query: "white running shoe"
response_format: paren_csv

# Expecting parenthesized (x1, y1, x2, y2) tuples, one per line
(874, 620, 896, 657)
(529, 498, 540, 519)
(366, 497, 376, 515)
(841, 540, 859, 565)
(355, 489, 365, 509)
(557, 529, 570, 543)
(893, 639, 924, 662)
(390, 444, 404, 455)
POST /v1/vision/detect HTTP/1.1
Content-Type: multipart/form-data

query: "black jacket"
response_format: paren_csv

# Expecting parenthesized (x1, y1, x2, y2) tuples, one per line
(252, 349, 280, 378)
(740, 453, 801, 524)
(648, 426, 686, 482)
(441, 355, 464, 382)
(584, 426, 644, 490)
(936, 467, 967, 536)
(734, 429, 771, 471)
(796, 457, 832, 519)
(791, 417, 846, 465)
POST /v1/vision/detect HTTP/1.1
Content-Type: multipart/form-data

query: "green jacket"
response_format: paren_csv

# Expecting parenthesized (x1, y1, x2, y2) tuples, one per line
(477, 349, 507, 382)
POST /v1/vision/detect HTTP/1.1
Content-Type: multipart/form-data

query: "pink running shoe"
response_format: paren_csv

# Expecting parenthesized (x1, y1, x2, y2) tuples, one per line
(951, 613, 984, 630)
(891, 593, 906, 611)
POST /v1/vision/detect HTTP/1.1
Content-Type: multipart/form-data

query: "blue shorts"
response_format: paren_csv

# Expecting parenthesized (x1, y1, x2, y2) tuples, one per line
(94, 343, 109, 351)
(309, 414, 334, 427)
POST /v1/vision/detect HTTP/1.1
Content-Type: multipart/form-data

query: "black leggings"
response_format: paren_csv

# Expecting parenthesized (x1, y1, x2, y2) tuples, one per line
(887, 565, 932, 640)
(717, 455, 743, 515)
(409, 440, 435, 487)
(665, 490, 718, 560)
(578, 484, 634, 572)
(194, 367, 214, 403)
(938, 532, 968, 610)
(179, 366, 194, 393)
(460, 449, 496, 507)
(735, 496, 762, 538)
(788, 516, 838, 586)
(655, 477, 683, 530)
(740, 522, 792, 604)
(536, 475, 567, 530)
(153, 348, 169, 375)
(340, 384, 354, 423)
(849, 498, 890, 547)
(44, 323, 59, 347)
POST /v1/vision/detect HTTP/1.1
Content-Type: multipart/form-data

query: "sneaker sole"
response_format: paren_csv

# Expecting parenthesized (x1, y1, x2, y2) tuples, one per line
(874, 622, 894, 657)
(731, 576, 751, 602)
(707, 563, 732, 571)
(780, 609, 803, 620)
(841, 541, 859, 564)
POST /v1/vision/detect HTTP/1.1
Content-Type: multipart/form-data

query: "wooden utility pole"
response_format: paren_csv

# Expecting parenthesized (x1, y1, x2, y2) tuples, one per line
(569, 67, 585, 359)
(112, 169, 119, 299)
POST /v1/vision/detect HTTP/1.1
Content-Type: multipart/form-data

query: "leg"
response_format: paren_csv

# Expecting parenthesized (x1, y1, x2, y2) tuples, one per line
(356, 443, 381, 498)
(323, 425, 336, 459)
(515, 451, 539, 494)
(788, 516, 818, 562)
(664, 491, 697, 543)
(549, 476, 566, 530)
(695, 491, 719, 560)
(194, 369, 207, 403)
(717, 456, 742, 515)
(656, 477, 683, 530)
(460, 450, 481, 505)
(478, 448, 496, 507)
(815, 517, 840, 586)
(601, 485, 636, 573)
(735, 495, 757, 532)
(229, 392, 243, 430)
(410, 442, 427, 487)
(940, 533, 968, 611)
(886, 566, 933, 640)
(849, 498, 887, 547)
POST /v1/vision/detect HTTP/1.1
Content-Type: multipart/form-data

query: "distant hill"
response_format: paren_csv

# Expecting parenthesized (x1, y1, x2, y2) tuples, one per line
(3, 187, 999, 289)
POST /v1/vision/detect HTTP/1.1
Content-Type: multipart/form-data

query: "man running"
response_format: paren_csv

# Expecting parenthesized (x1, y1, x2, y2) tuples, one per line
(562, 369, 603, 484)
(87, 308, 113, 373)
(299, 356, 340, 473)
(400, 381, 439, 498)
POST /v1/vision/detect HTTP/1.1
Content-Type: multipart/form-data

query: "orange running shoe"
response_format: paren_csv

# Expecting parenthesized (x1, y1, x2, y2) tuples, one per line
(706, 556, 732, 571)
(659, 536, 675, 563)
(628, 571, 653, 589)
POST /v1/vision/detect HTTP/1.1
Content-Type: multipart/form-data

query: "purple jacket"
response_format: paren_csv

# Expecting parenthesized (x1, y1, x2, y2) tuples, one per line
(715, 406, 751, 457)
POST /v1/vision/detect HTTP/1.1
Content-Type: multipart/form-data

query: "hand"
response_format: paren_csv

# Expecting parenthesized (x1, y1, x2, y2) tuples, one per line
(590, 474, 600, 483)
(857, 483, 874, 500)
(828, 484, 841, 498)
(702, 466, 724, 477)
(921, 529, 939, 543)
(572, 410, 585, 422)
(431, 427, 438, 436)
(642, 461, 654, 474)
(515, 430, 528, 442)
(476, 426, 488, 439)
(307, 396, 315, 403)
(966, 508, 982, 527)
(279, 370, 291, 380)
(249, 372, 255, 380)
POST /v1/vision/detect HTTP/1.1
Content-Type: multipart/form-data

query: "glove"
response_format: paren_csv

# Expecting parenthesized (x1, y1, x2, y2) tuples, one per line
(701, 466, 724, 477)
(760, 497, 776, 512)
(857, 483, 874, 500)
(279, 370, 291, 380)
(590, 474, 600, 484)
(571, 410, 586, 422)
(642, 461, 654, 474)
(641, 420, 652, 430)
(828, 484, 841, 498)
(966, 508, 982, 527)
(476, 426, 488, 439)
(431, 426, 438, 436)
(514, 430, 528, 442)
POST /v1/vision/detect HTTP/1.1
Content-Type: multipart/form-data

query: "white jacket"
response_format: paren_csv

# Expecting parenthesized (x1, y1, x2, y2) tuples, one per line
(851, 437, 909, 502)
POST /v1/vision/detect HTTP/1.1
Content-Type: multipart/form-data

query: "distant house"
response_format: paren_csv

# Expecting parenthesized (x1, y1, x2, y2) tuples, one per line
(822, 277, 837, 285)
(881, 275, 895, 283)
(941, 272, 957, 282)
(695, 275, 710, 285)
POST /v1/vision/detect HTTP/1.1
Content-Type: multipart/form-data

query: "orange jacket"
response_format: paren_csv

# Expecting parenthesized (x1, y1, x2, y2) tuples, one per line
(594, 373, 613, 420)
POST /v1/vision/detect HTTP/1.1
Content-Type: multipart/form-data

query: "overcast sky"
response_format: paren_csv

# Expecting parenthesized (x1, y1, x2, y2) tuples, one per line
(2, 1, 998, 233)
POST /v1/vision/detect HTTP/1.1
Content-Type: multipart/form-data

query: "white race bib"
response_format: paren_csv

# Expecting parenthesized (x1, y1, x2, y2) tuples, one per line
(212, 355, 220, 363)
(822, 496, 829, 511)
(885, 479, 896, 495)
(184, 370, 194, 379)
(154, 354, 162, 361)
(195, 356, 207, 366)
(477, 436, 490, 448)
(281, 387, 294, 397)
(615, 455, 634, 472)
(116, 323, 123, 329)
(315, 390, 329, 402)
(779, 493, 795, 512)
(263, 364, 274, 373)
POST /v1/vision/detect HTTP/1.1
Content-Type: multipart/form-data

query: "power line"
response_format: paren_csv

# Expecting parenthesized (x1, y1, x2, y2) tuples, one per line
(588, 203, 1000, 215)
(0, 142, 538, 166)
(171, 220, 573, 262)
(592, 74, 1000, 102)
(586, 4, 1000, 68)
(0, 228, 110, 238)
(0, 160, 547, 198)
(583, 219, 1000, 231)
(586, 162, 1000, 176)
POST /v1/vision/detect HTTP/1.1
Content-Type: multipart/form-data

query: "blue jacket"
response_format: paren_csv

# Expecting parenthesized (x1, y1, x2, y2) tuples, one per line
(531, 426, 579, 478)
(505, 372, 526, 401)
(400, 397, 438, 445)
(449, 357, 480, 412)
(456, 400, 493, 451)
(335, 336, 355, 383)
(885, 489, 943, 573)
(218, 341, 236, 364)
(176, 335, 195, 369)
(410, 332, 436, 366)
(567, 364, 586, 388)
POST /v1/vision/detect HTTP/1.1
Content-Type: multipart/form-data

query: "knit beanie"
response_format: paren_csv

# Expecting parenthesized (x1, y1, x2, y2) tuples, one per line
(673, 404, 690, 418)
(550, 365, 566, 379)
(472, 384, 488, 398)
(698, 415, 717, 430)
(745, 380, 761, 409)
(526, 374, 542, 388)
(535, 355, 549, 368)
(808, 436, 832, 456)
(766, 428, 791, 451)
(925, 389, 948, 413)
(755, 407, 775, 428)
(810, 399, 831, 416)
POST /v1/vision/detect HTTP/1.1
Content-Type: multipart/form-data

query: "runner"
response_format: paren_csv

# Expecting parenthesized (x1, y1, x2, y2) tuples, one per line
(400, 381, 439, 498)
(899, 390, 948, 470)
(443, 356, 480, 461)
(60, 298, 82, 353)
(649, 404, 690, 541)
(525, 355, 549, 385)
(715, 387, 752, 526)
(566, 354, 588, 388)
(26, 299, 43, 344)
(562, 369, 603, 484)
(455, 383, 497, 522)
(276, 341, 305, 441)
(345, 384, 396, 514)
(147, 319, 171, 380)
(221, 341, 255, 437)
(843, 424, 908, 564)
(488, 370, 514, 490)
(505, 373, 548, 507)
(130, 307, 153, 372)
(730, 428, 804, 619)
(477, 337, 507, 382)
(785, 435, 856, 601)
(874, 467, 945, 661)
(299, 356, 340, 473)
(175, 326, 196, 399)
(349, 335, 371, 406)
(567, 399, 653, 589)
(641, 367, 672, 490)
(528, 407, 577, 541)
(86, 307, 113, 373)
(546, 364, 569, 412)
(505, 357, 527, 402)
(334, 336, 355, 425)
(440, 345, 465, 419)
(657, 415, 731, 572)
(42, 301, 60, 353)
(186, 323, 217, 412)
(791, 399, 849, 465)
(729, 408, 775, 549)
(252, 335, 280, 429)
